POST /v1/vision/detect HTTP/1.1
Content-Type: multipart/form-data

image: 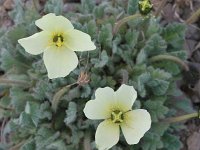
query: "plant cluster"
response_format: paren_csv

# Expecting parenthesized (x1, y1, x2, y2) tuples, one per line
(0, 0, 195, 150)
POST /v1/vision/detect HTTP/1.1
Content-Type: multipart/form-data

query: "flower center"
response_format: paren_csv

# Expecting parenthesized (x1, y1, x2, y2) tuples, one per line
(138, 0, 152, 15)
(111, 110, 124, 124)
(53, 34, 64, 47)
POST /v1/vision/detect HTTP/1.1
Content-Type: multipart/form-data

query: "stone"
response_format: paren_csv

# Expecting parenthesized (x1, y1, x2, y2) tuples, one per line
(3, 0, 14, 10)
(187, 131, 200, 150)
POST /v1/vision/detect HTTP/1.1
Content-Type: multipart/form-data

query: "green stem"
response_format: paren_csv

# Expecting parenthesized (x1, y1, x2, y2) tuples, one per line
(149, 54, 189, 71)
(113, 13, 142, 35)
(32, 0, 38, 11)
(52, 82, 77, 112)
(1, 118, 6, 144)
(15, 61, 30, 69)
(9, 140, 26, 150)
(186, 8, 200, 24)
(0, 78, 30, 87)
(0, 105, 13, 111)
(164, 112, 199, 123)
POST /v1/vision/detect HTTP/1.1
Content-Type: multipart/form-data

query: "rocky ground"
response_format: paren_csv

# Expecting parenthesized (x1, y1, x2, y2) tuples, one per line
(0, 0, 200, 150)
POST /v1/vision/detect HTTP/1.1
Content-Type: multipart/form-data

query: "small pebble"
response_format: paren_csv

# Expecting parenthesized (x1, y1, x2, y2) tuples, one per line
(3, 0, 14, 10)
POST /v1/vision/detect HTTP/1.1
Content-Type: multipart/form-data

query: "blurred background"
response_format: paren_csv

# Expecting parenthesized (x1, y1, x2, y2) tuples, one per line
(0, 0, 200, 150)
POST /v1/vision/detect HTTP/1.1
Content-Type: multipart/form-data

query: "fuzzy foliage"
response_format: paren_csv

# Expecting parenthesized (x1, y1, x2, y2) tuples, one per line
(0, 0, 194, 150)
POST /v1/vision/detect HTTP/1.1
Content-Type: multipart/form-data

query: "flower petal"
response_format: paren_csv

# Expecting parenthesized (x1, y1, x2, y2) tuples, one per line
(35, 13, 74, 31)
(18, 31, 49, 55)
(95, 120, 119, 150)
(84, 87, 115, 120)
(84, 100, 110, 120)
(121, 109, 151, 145)
(115, 84, 137, 112)
(65, 29, 96, 51)
(43, 47, 78, 79)
(95, 87, 115, 103)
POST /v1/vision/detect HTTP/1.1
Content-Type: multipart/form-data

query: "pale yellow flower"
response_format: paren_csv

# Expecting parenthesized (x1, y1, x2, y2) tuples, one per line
(84, 84, 151, 150)
(18, 13, 96, 79)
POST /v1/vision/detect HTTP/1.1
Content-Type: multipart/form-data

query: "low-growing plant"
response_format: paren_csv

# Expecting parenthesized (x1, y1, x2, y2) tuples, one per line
(0, 0, 198, 150)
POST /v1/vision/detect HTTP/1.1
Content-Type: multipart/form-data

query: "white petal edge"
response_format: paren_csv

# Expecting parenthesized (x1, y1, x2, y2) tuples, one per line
(84, 99, 111, 120)
(65, 29, 96, 51)
(121, 109, 151, 145)
(43, 47, 78, 79)
(35, 13, 74, 32)
(115, 84, 137, 112)
(84, 87, 116, 120)
(95, 87, 115, 102)
(18, 31, 49, 55)
(95, 120, 119, 150)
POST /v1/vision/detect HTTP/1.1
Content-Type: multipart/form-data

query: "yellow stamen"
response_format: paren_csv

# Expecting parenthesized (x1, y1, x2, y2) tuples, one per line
(56, 37, 63, 47)
(52, 33, 64, 47)
(111, 110, 124, 124)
